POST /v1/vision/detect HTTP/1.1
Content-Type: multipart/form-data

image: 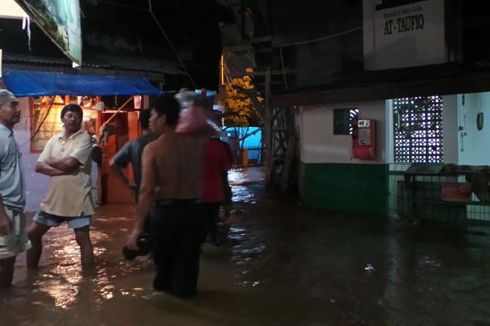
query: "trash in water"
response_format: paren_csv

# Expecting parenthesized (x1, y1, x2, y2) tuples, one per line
(364, 263, 375, 272)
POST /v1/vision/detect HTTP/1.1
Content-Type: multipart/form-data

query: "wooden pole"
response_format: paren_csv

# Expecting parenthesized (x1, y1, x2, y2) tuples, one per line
(264, 69, 272, 185)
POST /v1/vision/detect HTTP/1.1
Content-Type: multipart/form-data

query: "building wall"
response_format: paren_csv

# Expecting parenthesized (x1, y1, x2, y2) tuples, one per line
(457, 92, 490, 165)
(13, 98, 47, 212)
(299, 101, 389, 217)
(456, 92, 490, 221)
(300, 101, 387, 163)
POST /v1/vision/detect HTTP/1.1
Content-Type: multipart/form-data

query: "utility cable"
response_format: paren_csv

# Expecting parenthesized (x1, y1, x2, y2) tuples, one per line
(280, 26, 362, 48)
(148, 0, 196, 88)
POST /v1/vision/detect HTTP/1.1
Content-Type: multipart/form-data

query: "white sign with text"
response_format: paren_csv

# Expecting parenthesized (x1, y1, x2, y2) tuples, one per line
(363, 0, 446, 70)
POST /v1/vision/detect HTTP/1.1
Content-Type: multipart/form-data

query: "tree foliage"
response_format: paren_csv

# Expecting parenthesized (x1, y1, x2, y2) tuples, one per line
(224, 75, 263, 127)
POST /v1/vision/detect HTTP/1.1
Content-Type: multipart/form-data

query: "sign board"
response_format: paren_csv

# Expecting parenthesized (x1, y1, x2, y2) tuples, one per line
(0, 0, 28, 18)
(14, 0, 82, 65)
(363, 0, 446, 70)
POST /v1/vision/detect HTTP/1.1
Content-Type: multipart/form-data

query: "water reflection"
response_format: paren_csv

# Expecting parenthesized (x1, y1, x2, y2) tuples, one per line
(228, 167, 263, 185)
(1, 178, 490, 324)
(228, 168, 262, 203)
(228, 224, 267, 290)
(231, 185, 256, 203)
(364, 263, 375, 273)
(38, 280, 78, 309)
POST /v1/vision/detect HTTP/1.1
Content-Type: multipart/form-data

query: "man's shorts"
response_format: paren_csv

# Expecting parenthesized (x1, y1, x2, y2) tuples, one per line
(0, 206, 31, 259)
(34, 211, 91, 229)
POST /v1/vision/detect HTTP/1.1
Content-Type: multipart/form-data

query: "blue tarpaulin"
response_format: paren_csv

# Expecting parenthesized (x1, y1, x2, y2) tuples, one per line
(2, 69, 161, 97)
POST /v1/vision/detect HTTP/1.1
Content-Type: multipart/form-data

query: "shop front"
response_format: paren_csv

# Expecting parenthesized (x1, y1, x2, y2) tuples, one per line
(2, 68, 161, 211)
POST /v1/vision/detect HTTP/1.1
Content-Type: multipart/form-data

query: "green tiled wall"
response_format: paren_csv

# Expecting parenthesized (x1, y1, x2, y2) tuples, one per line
(300, 162, 389, 217)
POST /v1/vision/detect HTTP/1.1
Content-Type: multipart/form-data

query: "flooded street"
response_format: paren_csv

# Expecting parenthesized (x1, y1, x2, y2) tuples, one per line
(1, 167, 490, 325)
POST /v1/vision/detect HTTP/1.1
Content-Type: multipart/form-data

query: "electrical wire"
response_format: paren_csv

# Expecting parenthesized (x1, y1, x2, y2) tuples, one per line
(91, 0, 198, 87)
(279, 26, 362, 48)
(148, 0, 196, 88)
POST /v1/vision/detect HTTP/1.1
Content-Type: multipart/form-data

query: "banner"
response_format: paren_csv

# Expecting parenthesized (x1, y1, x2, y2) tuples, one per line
(0, 0, 27, 18)
(363, 0, 446, 70)
(14, 0, 82, 65)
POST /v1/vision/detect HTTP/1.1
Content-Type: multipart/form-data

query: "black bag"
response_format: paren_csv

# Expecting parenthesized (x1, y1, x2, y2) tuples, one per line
(122, 234, 151, 261)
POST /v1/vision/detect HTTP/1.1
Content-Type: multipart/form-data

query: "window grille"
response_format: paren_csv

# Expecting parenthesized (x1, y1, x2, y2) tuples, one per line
(393, 96, 443, 163)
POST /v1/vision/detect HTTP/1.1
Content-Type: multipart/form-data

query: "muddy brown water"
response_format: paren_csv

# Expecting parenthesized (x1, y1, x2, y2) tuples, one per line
(1, 168, 490, 325)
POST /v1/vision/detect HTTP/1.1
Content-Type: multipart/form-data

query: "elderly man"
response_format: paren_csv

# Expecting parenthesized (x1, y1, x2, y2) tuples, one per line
(0, 89, 29, 288)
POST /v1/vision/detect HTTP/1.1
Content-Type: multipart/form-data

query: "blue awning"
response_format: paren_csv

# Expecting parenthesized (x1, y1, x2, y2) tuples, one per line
(2, 69, 161, 97)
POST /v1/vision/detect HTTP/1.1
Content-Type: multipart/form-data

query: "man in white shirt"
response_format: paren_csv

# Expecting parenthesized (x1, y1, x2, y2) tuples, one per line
(27, 104, 95, 268)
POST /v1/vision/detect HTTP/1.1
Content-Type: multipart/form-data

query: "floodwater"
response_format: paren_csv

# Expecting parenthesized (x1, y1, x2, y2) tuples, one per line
(1, 167, 490, 325)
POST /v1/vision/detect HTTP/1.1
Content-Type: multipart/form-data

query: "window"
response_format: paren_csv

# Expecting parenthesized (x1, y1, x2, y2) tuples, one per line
(30, 96, 99, 153)
(393, 96, 443, 163)
(333, 108, 359, 135)
(30, 96, 65, 153)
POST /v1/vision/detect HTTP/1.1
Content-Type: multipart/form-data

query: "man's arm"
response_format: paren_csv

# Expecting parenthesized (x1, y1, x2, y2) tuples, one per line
(0, 141, 11, 234)
(35, 161, 68, 176)
(0, 197, 10, 235)
(127, 145, 155, 250)
(44, 157, 80, 174)
(46, 133, 92, 175)
(35, 137, 74, 176)
(110, 142, 136, 192)
(109, 162, 137, 191)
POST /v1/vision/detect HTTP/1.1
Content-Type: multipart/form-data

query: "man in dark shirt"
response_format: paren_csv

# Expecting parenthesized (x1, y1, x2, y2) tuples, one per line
(110, 108, 156, 201)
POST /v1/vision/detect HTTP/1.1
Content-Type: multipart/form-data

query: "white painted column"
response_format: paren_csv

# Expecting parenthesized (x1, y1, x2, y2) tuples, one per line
(385, 99, 394, 164)
(442, 95, 459, 163)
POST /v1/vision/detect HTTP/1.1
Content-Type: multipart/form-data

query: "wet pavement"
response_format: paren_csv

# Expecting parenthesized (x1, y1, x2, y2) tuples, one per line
(1, 167, 490, 325)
